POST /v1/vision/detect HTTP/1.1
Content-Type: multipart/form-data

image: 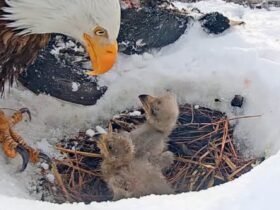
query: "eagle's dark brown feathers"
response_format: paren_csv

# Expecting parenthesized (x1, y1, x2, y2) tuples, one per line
(0, 0, 50, 93)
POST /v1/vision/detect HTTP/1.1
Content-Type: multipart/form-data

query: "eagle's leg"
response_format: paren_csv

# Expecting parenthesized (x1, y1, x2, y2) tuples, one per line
(0, 109, 30, 171)
(0, 126, 30, 172)
(11, 108, 40, 162)
(9, 108, 31, 127)
(0, 131, 18, 158)
(0, 108, 50, 171)
(9, 129, 39, 163)
(9, 115, 51, 165)
(0, 110, 18, 158)
(0, 129, 30, 172)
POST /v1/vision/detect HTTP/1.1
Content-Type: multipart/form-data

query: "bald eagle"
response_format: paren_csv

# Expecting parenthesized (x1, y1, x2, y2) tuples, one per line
(0, 0, 120, 93)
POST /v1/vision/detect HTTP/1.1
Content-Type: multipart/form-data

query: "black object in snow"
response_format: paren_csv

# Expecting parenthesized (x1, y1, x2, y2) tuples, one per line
(199, 12, 231, 34)
(231, 95, 244, 108)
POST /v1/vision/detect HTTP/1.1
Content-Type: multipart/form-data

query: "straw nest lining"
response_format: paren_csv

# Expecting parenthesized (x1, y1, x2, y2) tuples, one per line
(40, 103, 262, 204)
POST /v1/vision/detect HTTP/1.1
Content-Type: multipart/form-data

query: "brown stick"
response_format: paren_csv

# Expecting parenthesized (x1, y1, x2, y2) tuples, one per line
(56, 146, 102, 158)
(54, 160, 101, 177)
(51, 162, 72, 202)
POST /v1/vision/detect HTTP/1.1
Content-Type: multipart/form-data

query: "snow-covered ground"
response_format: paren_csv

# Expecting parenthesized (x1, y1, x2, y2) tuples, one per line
(0, 0, 280, 209)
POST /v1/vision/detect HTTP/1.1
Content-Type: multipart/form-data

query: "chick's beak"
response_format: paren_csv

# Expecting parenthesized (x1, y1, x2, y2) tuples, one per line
(97, 135, 109, 157)
(138, 94, 155, 113)
(83, 33, 118, 76)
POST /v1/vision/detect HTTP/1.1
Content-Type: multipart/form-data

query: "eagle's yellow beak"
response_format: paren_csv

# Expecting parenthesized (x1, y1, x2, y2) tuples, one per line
(83, 33, 118, 76)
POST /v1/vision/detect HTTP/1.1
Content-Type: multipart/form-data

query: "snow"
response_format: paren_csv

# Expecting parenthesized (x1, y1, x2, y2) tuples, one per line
(85, 129, 96, 137)
(40, 163, 49, 170)
(96, 126, 107, 134)
(71, 82, 80, 92)
(129, 111, 142, 116)
(45, 174, 55, 184)
(0, 0, 280, 209)
(194, 104, 200, 109)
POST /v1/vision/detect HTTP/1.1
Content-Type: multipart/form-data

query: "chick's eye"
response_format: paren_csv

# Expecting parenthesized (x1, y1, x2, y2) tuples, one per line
(108, 144, 113, 151)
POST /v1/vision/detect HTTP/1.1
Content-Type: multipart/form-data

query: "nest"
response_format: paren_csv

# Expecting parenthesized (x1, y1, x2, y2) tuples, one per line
(41, 103, 262, 204)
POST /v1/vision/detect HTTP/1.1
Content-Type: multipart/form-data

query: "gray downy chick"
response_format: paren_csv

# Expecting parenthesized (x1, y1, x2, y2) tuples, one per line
(98, 130, 174, 201)
(130, 93, 179, 170)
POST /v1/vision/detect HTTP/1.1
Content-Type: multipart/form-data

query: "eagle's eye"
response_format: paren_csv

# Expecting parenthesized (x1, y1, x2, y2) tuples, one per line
(94, 27, 107, 37)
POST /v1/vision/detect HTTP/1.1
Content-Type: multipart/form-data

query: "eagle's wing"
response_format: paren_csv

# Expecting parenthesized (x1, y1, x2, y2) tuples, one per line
(0, 0, 50, 93)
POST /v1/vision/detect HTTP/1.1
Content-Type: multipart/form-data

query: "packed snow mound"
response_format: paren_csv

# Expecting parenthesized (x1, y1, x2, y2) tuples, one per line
(0, 0, 280, 209)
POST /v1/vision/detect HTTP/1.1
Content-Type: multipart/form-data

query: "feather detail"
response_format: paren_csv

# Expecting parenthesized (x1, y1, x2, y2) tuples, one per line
(0, 0, 50, 93)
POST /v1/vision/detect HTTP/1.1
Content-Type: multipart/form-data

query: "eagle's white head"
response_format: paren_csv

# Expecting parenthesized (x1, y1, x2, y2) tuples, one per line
(3, 0, 121, 75)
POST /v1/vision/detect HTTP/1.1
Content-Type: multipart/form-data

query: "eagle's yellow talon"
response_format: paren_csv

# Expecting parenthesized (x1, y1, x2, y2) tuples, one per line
(0, 108, 47, 171)
(2, 140, 17, 158)
(26, 147, 40, 163)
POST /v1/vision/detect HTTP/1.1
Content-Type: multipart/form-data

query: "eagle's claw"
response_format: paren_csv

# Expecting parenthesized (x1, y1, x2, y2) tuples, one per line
(39, 151, 52, 164)
(0, 108, 47, 172)
(19, 108, 32, 121)
(16, 145, 30, 172)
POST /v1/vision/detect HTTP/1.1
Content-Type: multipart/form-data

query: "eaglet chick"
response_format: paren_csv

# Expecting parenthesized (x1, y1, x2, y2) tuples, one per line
(130, 93, 179, 170)
(98, 130, 173, 201)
